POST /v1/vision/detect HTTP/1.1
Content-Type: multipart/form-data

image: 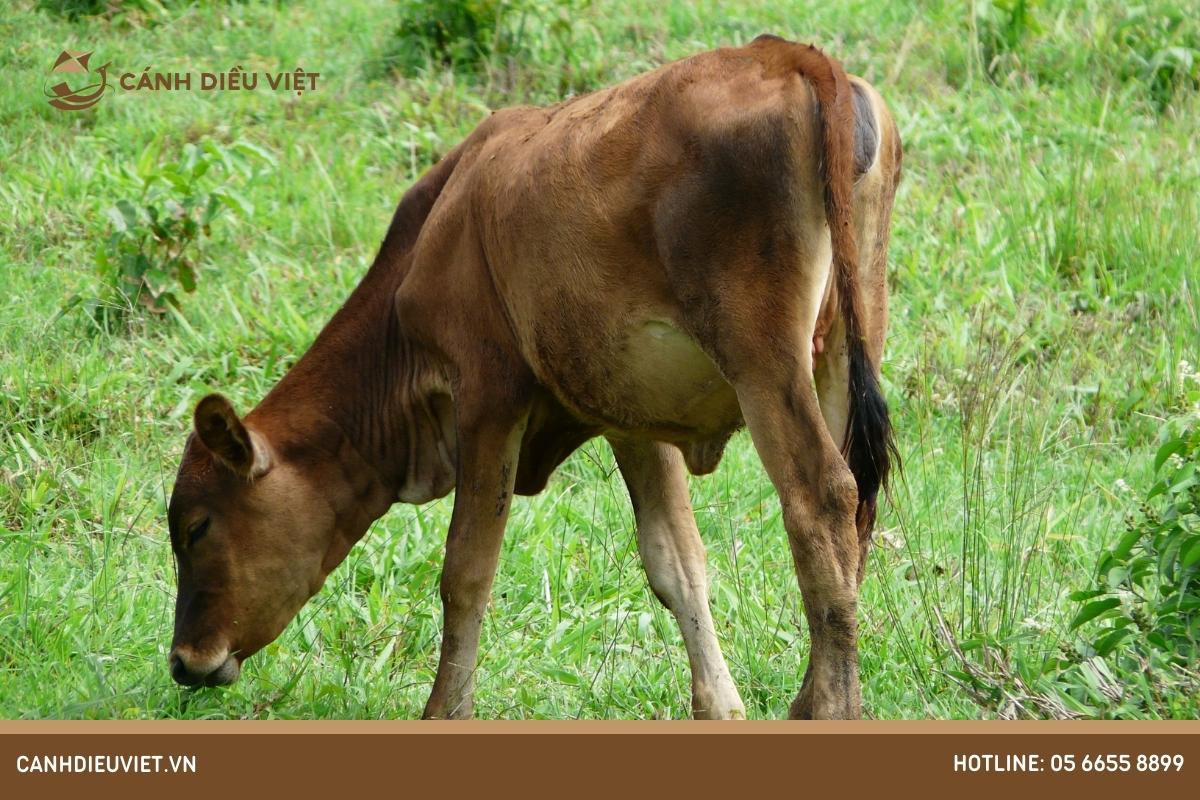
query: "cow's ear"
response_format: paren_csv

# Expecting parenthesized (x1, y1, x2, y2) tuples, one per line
(193, 394, 270, 478)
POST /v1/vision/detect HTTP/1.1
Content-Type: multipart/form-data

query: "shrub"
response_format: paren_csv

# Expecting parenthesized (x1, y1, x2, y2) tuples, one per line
(382, 0, 593, 86)
(1054, 366, 1200, 716)
(89, 137, 275, 324)
(388, 0, 508, 74)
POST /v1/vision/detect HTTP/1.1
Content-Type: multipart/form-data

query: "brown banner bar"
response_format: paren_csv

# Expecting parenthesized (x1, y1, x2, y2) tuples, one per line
(2, 722, 1198, 799)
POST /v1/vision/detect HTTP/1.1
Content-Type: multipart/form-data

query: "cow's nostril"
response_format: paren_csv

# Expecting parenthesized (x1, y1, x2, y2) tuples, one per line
(170, 654, 188, 685)
(170, 652, 202, 686)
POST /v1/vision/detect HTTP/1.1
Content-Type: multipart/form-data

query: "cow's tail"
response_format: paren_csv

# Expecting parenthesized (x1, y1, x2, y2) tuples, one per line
(790, 42, 897, 544)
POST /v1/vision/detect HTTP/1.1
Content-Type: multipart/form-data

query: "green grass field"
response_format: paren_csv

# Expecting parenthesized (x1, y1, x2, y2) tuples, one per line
(1, 0, 1197, 719)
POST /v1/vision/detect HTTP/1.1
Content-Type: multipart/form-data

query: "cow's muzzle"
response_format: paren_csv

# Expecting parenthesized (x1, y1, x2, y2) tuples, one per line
(169, 646, 241, 687)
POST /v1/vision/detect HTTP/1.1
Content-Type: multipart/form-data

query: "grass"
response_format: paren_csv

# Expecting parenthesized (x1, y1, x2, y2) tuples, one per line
(0, 0, 1197, 719)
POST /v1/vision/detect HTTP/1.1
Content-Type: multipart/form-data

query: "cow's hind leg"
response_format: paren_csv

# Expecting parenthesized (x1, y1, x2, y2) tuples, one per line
(422, 395, 529, 720)
(672, 248, 863, 718)
(609, 436, 746, 720)
(738, 359, 862, 720)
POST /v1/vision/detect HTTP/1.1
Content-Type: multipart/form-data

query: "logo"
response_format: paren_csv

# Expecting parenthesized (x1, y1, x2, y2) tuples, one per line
(42, 48, 321, 111)
(44, 49, 110, 111)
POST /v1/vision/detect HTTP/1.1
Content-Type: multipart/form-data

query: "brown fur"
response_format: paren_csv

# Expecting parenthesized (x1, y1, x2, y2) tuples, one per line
(166, 36, 902, 718)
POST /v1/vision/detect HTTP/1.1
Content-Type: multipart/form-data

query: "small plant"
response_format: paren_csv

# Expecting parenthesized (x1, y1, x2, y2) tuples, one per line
(1055, 366, 1200, 716)
(90, 137, 274, 323)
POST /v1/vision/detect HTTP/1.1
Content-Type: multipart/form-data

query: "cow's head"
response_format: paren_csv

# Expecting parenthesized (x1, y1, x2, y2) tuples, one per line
(166, 394, 340, 687)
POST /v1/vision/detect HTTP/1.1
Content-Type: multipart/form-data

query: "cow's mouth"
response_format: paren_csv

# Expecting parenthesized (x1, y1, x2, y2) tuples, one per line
(203, 653, 241, 686)
(170, 650, 241, 687)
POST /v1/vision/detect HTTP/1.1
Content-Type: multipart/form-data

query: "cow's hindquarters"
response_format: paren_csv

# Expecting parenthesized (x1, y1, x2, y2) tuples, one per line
(655, 178, 865, 718)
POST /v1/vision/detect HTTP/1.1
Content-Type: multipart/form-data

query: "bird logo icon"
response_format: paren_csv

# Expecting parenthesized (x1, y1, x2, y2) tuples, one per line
(44, 49, 110, 111)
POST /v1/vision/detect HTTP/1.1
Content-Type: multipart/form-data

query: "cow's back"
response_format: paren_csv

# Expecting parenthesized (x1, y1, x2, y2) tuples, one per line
(402, 37, 899, 455)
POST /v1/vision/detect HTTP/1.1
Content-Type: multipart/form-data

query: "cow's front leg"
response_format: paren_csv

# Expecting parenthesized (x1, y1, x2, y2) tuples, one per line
(609, 436, 746, 719)
(422, 399, 529, 720)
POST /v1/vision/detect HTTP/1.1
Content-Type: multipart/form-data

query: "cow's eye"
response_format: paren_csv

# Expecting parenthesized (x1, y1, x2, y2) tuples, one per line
(187, 517, 211, 547)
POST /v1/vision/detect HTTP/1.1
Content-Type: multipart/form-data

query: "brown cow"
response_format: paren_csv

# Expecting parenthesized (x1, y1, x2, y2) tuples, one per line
(166, 34, 901, 719)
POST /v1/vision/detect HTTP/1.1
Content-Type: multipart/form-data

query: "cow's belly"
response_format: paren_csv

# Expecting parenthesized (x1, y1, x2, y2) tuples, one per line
(621, 319, 741, 432)
(532, 315, 743, 442)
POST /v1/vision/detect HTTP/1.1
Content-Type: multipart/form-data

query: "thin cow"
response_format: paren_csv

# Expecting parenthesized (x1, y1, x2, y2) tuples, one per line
(166, 34, 901, 719)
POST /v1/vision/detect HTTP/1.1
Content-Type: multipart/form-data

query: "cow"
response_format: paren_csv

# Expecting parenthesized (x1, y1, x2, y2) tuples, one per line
(165, 34, 901, 719)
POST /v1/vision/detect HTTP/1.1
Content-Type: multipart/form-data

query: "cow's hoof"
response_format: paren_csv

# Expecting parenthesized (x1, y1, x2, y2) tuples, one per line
(789, 690, 860, 720)
(694, 703, 747, 720)
(788, 693, 814, 720)
(692, 681, 747, 720)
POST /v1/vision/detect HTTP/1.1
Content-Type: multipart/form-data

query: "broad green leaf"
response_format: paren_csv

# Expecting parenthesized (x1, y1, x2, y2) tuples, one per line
(1181, 536, 1200, 569)
(1105, 566, 1129, 590)
(1168, 464, 1196, 492)
(202, 194, 223, 226)
(94, 247, 109, 275)
(161, 168, 189, 192)
(115, 198, 141, 230)
(181, 142, 199, 175)
(1111, 527, 1141, 561)
(1070, 597, 1121, 629)
(212, 187, 254, 217)
(541, 667, 581, 686)
(177, 262, 196, 293)
(105, 205, 127, 233)
(1154, 436, 1185, 472)
(202, 140, 234, 173)
(136, 135, 163, 179)
(1094, 626, 1133, 657)
(231, 140, 277, 168)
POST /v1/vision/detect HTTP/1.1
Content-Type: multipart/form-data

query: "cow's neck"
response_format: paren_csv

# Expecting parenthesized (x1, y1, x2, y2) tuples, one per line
(246, 248, 453, 551)
(242, 148, 464, 559)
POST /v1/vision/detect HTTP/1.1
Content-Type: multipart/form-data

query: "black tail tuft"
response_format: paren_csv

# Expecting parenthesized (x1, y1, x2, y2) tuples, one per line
(844, 337, 898, 540)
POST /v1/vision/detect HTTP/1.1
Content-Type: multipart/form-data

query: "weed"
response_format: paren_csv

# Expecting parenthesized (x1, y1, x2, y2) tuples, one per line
(85, 138, 274, 325)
